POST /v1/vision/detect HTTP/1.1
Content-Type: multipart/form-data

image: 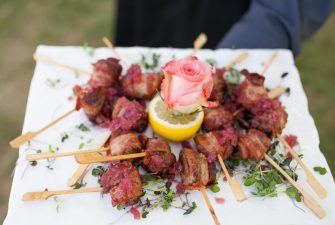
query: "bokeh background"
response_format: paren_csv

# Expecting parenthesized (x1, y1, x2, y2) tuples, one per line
(0, 0, 334, 222)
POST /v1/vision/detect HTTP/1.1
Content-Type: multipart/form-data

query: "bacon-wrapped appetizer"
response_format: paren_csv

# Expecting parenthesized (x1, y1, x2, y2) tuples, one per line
(209, 68, 227, 103)
(236, 128, 271, 161)
(194, 128, 238, 161)
(111, 97, 148, 133)
(88, 58, 122, 88)
(236, 69, 268, 109)
(122, 64, 163, 100)
(250, 98, 288, 135)
(143, 138, 176, 175)
(79, 86, 107, 122)
(101, 161, 142, 206)
(179, 148, 217, 188)
(109, 132, 142, 156)
(202, 106, 234, 131)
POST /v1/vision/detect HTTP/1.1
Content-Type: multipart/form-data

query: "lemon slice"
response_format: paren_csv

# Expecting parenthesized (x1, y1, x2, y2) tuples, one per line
(148, 95, 204, 142)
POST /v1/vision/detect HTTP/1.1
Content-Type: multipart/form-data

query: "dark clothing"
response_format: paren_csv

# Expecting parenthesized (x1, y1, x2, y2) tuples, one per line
(115, 0, 335, 56)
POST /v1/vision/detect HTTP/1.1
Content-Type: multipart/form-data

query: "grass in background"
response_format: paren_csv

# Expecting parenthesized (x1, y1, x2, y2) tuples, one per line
(0, 0, 334, 222)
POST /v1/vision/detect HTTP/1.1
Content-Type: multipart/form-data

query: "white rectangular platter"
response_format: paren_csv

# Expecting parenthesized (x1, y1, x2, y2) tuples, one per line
(4, 46, 335, 225)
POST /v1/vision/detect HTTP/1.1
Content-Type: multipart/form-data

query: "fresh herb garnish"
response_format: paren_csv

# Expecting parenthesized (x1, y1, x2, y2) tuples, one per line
(138, 176, 198, 218)
(183, 202, 197, 215)
(54, 196, 65, 213)
(92, 165, 107, 184)
(46, 78, 61, 87)
(29, 160, 37, 166)
(210, 185, 220, 193)
(225, 69, 242, 97)
(285, 186, 302, 202)
(73, 181, 87, 189)
(116, 204, 125, 210)
(76, 123, 90, 132)
(48, 145, 58, 153)
(82, 42, 95, 56)
(139, 53, 161, 71)
(61, 133, 69, 143)
(313, 166, 327, 175)
(242, 147, 300, 201)
(79, 143, 85, 149)
(206, 58, 217, 68)
(86, 138, 93, 144)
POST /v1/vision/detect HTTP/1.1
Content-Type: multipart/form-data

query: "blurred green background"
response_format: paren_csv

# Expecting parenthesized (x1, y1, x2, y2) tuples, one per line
(0, 0, 334, 222)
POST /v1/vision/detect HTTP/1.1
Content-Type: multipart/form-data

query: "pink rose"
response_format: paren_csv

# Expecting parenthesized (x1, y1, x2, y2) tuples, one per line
(161, 56, 217, 113)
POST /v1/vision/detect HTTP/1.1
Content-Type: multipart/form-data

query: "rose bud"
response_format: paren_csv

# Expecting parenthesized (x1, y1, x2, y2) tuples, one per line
(161, 56, 218, 114)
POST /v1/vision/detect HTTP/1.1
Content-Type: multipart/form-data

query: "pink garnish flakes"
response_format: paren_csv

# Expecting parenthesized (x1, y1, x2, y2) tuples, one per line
(176, 182, 186, 196)
(130, 207, 141, 220)
(284, 135, 298, 147)
(215, 197, 225, 204)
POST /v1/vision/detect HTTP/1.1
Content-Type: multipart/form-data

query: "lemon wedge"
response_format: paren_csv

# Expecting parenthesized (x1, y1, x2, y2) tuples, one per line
(148, 95, 204, 142)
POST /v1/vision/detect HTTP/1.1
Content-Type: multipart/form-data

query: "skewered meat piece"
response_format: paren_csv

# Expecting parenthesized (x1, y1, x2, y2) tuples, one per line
(251, 99, 288, 135)
(236, 69, 268, 109)
(179, 148, 216, 188)
(122, 64, 163, 100)
(109, 132, 142, 156)
(143, 138, 176, 175)
(111, 97, 148, 133)
(96, 87, 121, 125)
(203, 106, 233, 131)
(79, 86, 106, 122)
(236, 128, 271, 161)
(194, 128, 238, 161)
(88, 58, 122, 88)
(101, 161, 142, 206)
(209, 68, 227, 103)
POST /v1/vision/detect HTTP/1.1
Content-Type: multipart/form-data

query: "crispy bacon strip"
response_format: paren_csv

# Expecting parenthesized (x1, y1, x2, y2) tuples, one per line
(101, 161, 142, 206)
(122, 64, 163, 100)
(143, 138, 176, 175)
(236, 128, 271, 161)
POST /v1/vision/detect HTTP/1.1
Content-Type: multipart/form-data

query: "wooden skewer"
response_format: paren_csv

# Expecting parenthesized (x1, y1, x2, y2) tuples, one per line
(22, 187, 103, 201)
(217, 155, 246, 202)
(10, 108, 77, 149)
(67, 163, 92, 187)
(260, 52, 278, 75)
(277, 134, 327, 199)
(25, 147, 109, 161)
(102, 37, 130, 66)
(75, 152, 146, 164)
(200, 189, 221, 225)
(67, 132, 112, 187)
(264, 154, 326, 219)
(268, 86, 286, 99)
(225, 52, 249, 71)
(33, 53, 91, 76)
(190, 33, 208, 56)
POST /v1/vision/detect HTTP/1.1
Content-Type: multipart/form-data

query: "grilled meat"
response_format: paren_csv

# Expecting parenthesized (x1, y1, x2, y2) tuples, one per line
(79, 86, 106, 122)
(122, 64, 162, 100)
(179, 148, 216, 188)
(236, 69, 268, 109)
(143, 138, 176, 174)
(236, 128, 271, 161)
(101, 161, 142, 206)
(209, 68, 227, 103)
(203, 106, 234, 131)
(109, 132, 142, 156)
(194, 128, 238, 161)
(111, 97, 148, 133)
(88, 58, 122, 88)
(251, 99, 288, 135)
